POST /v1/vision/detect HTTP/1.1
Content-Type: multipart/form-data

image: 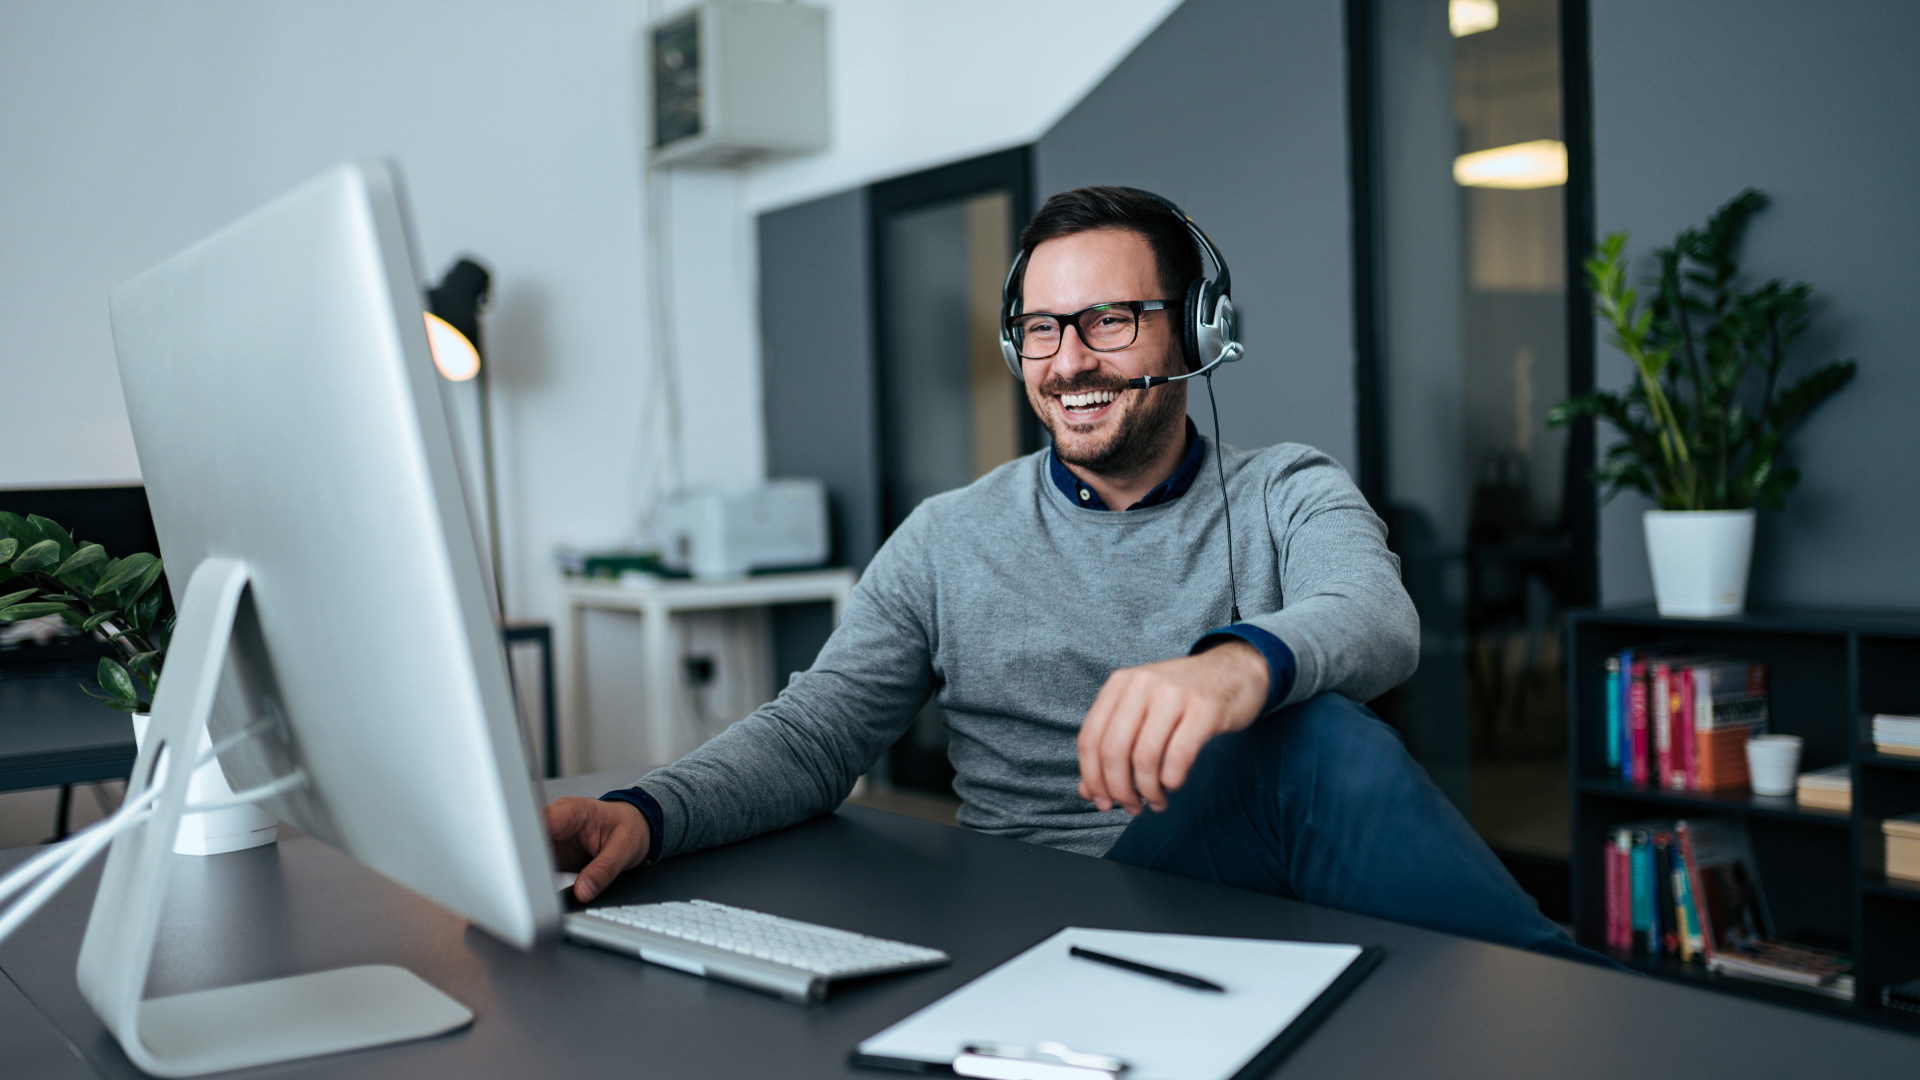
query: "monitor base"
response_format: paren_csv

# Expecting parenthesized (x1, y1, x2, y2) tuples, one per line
(75, 557, 473, 1077)
(137, 966, 471, 1074)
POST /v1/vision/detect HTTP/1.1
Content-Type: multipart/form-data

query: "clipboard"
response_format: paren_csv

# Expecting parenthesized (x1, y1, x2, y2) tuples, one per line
(851, 928, 1382, 1080)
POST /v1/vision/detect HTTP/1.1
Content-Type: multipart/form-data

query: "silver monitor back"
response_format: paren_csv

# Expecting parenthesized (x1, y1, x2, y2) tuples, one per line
(103, 161, 558, 949)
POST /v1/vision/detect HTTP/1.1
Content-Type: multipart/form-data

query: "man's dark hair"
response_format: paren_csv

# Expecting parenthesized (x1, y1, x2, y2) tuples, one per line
(1014, 186, 1203, 315)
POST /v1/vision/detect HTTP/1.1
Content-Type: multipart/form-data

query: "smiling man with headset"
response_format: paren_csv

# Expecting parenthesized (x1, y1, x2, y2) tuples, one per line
(547, 186, 1590, 963)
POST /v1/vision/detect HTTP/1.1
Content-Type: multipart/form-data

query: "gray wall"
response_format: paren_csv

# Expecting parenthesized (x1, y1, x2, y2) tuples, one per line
(758, 188, 883, 570)
(1592, 0, 1920, 607)
(1035, 0, 1357, 467)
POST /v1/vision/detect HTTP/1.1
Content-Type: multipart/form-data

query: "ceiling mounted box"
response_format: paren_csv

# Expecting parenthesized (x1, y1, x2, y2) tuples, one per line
(647, 1, 829, 168)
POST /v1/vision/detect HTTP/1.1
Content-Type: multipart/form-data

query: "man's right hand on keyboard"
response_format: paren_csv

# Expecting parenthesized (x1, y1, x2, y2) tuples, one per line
(544, 797, 650, 902)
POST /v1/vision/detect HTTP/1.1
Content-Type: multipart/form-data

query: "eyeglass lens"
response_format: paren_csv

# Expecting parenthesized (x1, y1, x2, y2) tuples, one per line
(1012, 305, 1140, 359)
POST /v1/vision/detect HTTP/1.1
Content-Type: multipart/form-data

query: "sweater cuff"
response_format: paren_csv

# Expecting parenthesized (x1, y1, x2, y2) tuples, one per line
(600, 786, 665, 866)
(1192, 624, 1297, 715)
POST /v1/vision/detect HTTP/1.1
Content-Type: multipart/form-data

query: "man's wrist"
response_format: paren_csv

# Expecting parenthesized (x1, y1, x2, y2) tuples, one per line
(1192, 624, 1297, 714)
(600, 787, 664, 866)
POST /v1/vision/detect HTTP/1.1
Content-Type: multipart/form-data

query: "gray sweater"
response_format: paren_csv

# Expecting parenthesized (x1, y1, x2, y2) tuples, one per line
(633, 438, 1419, 860)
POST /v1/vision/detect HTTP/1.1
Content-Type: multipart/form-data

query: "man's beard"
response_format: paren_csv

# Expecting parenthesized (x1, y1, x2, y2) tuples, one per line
(1033, 347, 1188, 478)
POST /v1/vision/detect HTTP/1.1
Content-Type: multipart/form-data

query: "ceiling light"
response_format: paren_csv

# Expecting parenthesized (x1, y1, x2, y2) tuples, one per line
(1453, 139, 1567, 190)
(1450, 0, 1499, 38)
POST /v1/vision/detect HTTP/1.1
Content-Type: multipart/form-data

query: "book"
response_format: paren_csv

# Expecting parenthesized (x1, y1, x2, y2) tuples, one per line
(1794, 764, 1851, 812)
(1605, 829, 1632, 954)
(1873, 715, 1920, 758)
(1671, 844, 1702, 959)
(1629, 658, 1652, 786)
(1709, 940, 1855, 1001)
(1604, 656, 1623, 775)
(1677, 818, 1769, 961)
(1653, 659, 1677, 790)
(1630, 828, 1654, 954)
(1883, 811, 1920, 841)
(1884, 975, 1920, 1018)
(1689, 659, 1767, 791)
(1887, 839, 1920, 884)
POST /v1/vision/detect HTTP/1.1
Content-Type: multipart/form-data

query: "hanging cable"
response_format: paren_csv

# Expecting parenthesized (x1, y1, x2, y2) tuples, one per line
(1205, 373, 1242, 624)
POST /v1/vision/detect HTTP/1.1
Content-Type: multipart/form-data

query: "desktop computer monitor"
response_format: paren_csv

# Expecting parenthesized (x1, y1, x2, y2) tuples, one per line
(76, 161, 560, 1077)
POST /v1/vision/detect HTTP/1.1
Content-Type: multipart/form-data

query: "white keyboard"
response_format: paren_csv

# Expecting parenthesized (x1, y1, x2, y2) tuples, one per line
(564, 899, 949, 1004)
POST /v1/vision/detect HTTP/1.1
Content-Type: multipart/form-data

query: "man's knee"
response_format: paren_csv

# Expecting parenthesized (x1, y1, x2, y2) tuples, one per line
(1270, 694, 1419, 806)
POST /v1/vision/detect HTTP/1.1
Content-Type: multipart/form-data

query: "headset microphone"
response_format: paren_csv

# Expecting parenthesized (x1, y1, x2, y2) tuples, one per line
(1124, 342, 1245, 390)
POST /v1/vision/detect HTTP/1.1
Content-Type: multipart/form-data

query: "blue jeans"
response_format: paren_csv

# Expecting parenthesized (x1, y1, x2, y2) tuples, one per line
(1104, 693, 1606, 967)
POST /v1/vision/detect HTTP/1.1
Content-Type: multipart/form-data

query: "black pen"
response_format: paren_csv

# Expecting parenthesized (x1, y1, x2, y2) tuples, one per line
(1069, 945, 1226, 992)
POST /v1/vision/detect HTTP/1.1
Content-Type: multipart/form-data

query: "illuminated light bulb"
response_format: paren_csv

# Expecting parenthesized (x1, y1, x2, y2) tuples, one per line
(425, 312, 481, 381)
(1453, 139, 1567, 189)
(1451, 0, 1499, 37)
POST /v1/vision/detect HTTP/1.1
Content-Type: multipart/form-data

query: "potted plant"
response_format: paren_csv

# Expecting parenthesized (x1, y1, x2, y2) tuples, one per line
(1549, 190, 1857, 616)
(0, 512, 275, 853)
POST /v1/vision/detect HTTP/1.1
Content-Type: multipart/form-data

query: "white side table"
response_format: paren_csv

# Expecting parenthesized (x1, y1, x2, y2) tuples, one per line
(557, 568, 857, 772)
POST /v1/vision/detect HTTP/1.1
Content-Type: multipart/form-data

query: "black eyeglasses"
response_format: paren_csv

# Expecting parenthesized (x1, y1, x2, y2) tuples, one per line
(1006, 300, 1175, 360)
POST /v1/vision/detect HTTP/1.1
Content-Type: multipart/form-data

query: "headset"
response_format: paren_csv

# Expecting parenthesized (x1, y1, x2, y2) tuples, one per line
(998, 188, 1248, 623)
(998, 188, 1243, 388)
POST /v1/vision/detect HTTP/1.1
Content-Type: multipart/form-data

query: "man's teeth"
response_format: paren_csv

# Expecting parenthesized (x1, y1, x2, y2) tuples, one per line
(1060, 390, 1119, 410)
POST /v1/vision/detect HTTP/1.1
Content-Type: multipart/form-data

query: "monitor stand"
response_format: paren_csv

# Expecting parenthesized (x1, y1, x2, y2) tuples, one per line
(74, 557, 473, 1077)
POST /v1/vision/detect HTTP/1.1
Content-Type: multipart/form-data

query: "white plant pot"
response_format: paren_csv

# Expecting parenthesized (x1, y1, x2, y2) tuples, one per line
(129, 712, 278, 856)
(1642, 509, 1756, 618)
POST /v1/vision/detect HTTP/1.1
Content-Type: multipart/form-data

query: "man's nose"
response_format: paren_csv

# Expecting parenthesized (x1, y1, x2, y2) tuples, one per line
(1049, 325, 1102, 380)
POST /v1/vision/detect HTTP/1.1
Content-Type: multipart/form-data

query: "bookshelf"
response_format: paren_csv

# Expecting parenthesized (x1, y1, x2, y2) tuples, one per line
(1568, 606, 1920, 1025)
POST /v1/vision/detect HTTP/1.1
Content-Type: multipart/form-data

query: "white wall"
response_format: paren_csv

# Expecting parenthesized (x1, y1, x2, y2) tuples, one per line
(1, 0, 1182, 774)
(1, 1, 661, 631)
(745, 0, 1184, 214)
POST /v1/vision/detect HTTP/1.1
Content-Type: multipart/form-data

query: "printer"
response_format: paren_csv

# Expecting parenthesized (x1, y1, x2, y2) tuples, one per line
(654, 479, 830, 580)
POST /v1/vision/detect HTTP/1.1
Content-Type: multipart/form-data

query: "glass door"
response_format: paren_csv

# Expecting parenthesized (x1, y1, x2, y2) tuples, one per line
(869, 149, 1037, 793)
(1361, 0, 1593, 879)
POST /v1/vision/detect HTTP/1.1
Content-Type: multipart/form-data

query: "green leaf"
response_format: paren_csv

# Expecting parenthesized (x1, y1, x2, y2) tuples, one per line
(91, 553, 157, 597)
(10, 539, 61, 575)
(0, 601, 71, 620)
(130, 589, 162, 631)
(54, 543, 106, 580)
(97, 658, 138, 704)
(0, 588, 35, 609)
(81, 610, 119, 632)
(0, 537, 16, 563)
(131, 557, 166, 601)
(126, 649, 161, 671)
(0, 512, 34, 545)
(26, 516, 75, 560)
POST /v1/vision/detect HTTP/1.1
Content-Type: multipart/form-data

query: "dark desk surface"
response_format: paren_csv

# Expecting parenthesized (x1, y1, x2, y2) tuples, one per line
(2, 772, 1915, 1079)
(0, 671, 137, 792)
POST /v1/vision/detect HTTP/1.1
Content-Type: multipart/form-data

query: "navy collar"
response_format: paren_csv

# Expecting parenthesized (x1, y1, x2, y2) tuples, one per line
(1049, 418, 1203, 511)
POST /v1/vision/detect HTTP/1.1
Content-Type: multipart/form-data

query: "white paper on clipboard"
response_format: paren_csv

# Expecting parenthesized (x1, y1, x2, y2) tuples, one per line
(854, 928, 1366, 1080)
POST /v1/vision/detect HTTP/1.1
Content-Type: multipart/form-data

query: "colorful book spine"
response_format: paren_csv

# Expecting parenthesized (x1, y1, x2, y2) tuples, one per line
(1653, 833, 1676, 957)
(1672, 845, 1703, 959)
(1630, 829, 1652, 954)
(1677, 820, 1717, 961)
(1652, 660, 1675, 789)
(1617, 648, 1635, 778)
(1605, 656, 1623, 775)
(1607, 829, 1634, 953)
(1678, 665, 1697, 790)
(1629, 659, 1651, 786)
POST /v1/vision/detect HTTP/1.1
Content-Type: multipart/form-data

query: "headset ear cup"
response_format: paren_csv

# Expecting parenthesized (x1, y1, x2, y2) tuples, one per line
(1001, 335, 1022, 379)
(1182, 279, 1207, 372)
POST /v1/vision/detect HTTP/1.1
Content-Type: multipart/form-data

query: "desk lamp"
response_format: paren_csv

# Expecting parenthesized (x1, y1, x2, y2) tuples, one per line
(425, 258, 504, 608)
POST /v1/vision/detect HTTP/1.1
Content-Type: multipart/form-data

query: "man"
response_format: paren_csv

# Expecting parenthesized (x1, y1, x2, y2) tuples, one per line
(548, 187, 1588, 963)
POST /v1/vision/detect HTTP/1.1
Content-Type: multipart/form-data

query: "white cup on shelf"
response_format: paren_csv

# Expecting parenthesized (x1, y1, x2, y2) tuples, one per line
(1746, 734, 1803, 797)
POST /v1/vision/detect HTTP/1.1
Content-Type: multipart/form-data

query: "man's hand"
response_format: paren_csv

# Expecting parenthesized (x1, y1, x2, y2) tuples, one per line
(1076, 641, 1270, 815)
(544, 797, 651, 902)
